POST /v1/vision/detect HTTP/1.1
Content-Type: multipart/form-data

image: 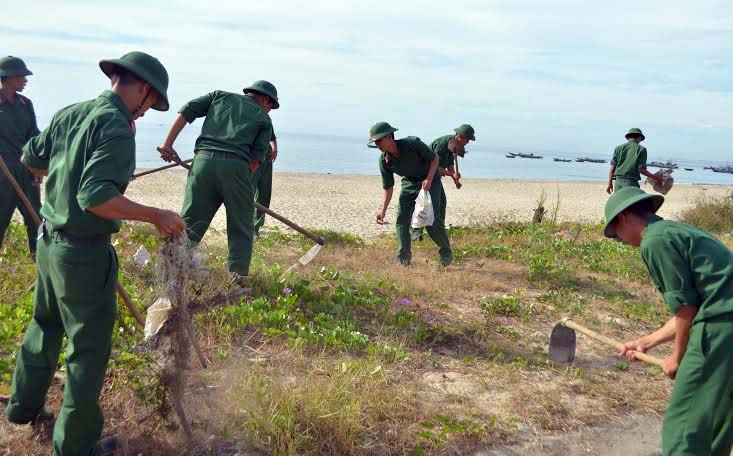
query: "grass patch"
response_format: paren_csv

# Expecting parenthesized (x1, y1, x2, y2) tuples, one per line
(678, 192, 733, 233)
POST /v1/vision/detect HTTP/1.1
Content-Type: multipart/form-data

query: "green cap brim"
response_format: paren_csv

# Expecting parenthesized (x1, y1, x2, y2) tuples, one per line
(243, 88, 280, 109)
(99, 60, 169, 111)
(368, 128, 398, 144)
(603, 193, 664, 238)
(0, 69, 33, 77)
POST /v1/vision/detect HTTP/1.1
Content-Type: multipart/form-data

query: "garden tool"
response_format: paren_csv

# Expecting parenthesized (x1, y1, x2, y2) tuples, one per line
(549, 318, 662, 367)
(448, 139, 463, 189)
(132, 158, 193, 179)
(0, 154, 146, 327)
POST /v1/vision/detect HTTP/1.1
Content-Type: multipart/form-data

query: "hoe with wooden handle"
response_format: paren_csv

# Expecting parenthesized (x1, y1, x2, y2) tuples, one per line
(0, 154, 146, 327)
(149, 150, 326, 266)
(548, 318, 663, 367)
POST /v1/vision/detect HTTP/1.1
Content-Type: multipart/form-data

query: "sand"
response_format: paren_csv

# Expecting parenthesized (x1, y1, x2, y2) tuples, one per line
(125, 169, 733, 239)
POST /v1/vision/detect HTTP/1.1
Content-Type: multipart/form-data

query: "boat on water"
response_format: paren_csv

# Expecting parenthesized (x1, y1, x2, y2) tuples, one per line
(711, 166, 733, 174)
(506, 152, 542, 159)
(575, 157, 607, 164)
(553, 158, 572, 163)
(648, 161, 678, 169)
(684, 168, 694, 171)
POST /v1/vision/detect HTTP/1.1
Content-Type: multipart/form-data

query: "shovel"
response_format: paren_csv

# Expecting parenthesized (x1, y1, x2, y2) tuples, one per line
(548, 318, 663, 367)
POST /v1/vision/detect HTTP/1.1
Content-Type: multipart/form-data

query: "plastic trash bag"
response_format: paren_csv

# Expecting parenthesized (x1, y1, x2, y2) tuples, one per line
(411, 189, 435, 228)
(144, 296, 172, 340)
(646, 169, 674, 195)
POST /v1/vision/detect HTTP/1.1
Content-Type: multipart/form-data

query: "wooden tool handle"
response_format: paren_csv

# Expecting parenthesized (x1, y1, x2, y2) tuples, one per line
(564, 319, 663, 367)
(254, 202, 326, 245)
(453, 155, 462, 189)
(132, 158, 194, 179)
(1, 154, 146, 327)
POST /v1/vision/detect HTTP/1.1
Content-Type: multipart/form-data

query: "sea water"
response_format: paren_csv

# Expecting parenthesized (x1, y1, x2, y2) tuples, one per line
(134, 122, 733, 186)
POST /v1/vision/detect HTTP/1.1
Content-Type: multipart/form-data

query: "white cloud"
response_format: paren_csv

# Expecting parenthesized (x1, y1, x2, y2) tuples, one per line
(7, 0, 733, 158)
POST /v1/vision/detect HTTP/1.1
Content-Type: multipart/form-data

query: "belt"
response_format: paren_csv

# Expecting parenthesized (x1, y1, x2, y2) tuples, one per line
(197, 150, 246, 161)
(41, 221, 111, 245)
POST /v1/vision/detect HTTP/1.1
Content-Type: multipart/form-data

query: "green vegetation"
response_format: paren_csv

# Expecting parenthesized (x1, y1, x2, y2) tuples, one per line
(678, 192, 733, 234)
(1, 218, 675, 454)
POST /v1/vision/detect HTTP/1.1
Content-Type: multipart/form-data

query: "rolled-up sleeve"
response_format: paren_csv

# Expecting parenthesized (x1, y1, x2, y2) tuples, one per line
(76, 134, 135, 210)
(641, 236, 700, 315)
(251, 120, 272, 162)
(638, 147, 647, 169)
(179, 92, 216, 124)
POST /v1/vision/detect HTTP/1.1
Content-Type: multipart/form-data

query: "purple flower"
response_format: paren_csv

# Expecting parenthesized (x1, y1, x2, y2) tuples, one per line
(411, 325, 420, 333)
(401, 298, 410, 306)
(9, 265, 16, 273)
(122, 231, 130, 239)
(283, 287, 292, 296)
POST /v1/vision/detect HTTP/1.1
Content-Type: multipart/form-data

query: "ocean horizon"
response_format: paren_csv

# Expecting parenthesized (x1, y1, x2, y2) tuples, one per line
(134, 122, 733, 186)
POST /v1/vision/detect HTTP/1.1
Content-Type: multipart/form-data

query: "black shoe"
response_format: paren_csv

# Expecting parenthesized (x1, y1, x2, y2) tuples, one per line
(399, 257, 411, 266)
(98, 435, 118, 455)
(440, 255, 452, 267)
(7, 407, 54, 426)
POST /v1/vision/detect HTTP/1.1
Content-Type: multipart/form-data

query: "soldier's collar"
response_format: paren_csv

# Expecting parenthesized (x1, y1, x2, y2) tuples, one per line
(0, 91, 23, 105)
(99, 90, 133, 122)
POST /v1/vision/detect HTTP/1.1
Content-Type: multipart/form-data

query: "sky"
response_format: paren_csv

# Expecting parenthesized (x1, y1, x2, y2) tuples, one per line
(5, 0, 733, 160)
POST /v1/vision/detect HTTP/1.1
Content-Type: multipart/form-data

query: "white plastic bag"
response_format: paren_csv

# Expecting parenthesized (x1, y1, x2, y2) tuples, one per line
(411, 189, 435, 228)
(144, 296, 172, 340)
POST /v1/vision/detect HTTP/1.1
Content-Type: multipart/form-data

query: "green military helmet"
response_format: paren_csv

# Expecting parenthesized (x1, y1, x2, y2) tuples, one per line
(368, 122, 398, 143)
(603, 187, 664, 238)
(99, 51, 170, 111)
(243, 80, 280, 109)
(625, 127, 645, 141)
(454, 124, 476, 141)
(0, 56, 33, 77)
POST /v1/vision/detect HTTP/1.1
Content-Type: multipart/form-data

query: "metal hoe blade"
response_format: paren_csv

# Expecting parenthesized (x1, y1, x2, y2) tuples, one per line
(548, 322, 576, 363)
(298, 243, 322, 266)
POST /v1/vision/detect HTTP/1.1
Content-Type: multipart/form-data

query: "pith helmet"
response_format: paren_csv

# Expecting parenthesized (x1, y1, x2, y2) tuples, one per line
(603, 187, 664, 238)
(99, 51, 170, 111)
(243, 80, 279, 109)
(368, 122, 398, 143)
(625, 127, 645, 141)
(0, 56, 32, 77)
(454, 124, 476, 141)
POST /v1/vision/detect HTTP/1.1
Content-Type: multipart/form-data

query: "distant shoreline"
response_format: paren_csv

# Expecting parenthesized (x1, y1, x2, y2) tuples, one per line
(124, 170, 733, 239)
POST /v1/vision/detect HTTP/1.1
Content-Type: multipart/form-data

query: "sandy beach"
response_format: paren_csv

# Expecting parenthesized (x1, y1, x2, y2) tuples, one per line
(124, 169, 733, 239)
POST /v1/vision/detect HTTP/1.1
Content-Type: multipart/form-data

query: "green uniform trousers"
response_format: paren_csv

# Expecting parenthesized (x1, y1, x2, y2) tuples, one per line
(5, 231, 118, 456)
(252, 158, 273, 233)
(613, 177, 640, 192)
(0, 159, 41, 253)
(662, 315, 733, 456)
(410, 179, 448, 241)
(396, 176, 451, 264)
(181, 153, 255, 275)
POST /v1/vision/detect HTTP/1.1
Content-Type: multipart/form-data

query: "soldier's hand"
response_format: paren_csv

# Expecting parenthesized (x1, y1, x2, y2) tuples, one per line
(661, 356, 679, 379)
(157, 145, 179, 163)
(249, 160, 261, 174)
(606, 183, 613, 194)
(421, 179, 432, 191)
(376, 211, 386, 225)
(619, 338, 649, 362)
(271, 149, 278, 162)
(453, 172, 461, 180)
(154, 209, 186, 237)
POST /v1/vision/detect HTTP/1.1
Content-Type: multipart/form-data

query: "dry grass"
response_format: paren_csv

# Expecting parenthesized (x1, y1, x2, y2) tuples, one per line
(2, 220, 676, 455)
(678, 191, 733, 233)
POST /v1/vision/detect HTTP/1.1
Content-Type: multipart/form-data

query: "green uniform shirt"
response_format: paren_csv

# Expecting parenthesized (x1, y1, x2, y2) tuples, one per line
(611, 141, 647, 181)
(640, 215, 733, 322)
(379, 136, 436, 189)
(266, 128, 276, 160)
(430, 134, 454, 169)
(0, 92, 39, 161)
(23, 90, 135, 236)
(179, 91, 273, 163)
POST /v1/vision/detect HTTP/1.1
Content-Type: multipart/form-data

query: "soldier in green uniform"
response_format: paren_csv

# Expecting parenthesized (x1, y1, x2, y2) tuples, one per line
(0, 56, 41, 255)
(158, 80, 278, 280)
(253, 128, 278, 235)
(604, 187, 733, 455)
(5, 52, 185, 456)
(370, 122, 452, 266)
(606, 128, 662, 193)
(411, 124, 475, 241)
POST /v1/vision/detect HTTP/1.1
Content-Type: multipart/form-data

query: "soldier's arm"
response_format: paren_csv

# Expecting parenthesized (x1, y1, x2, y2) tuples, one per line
(27, 99, 40, 138)
(158, 114, 188, 162)
(78, 132, 185, 236)
(377, 157, 394, 223)
(377, 187, 393, 224)
(21, 117, 55, 175)
(606, 165, 616, 193)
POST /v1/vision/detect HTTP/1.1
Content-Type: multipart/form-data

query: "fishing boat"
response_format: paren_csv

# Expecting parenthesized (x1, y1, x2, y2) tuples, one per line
(684, 168, 694, 171)
(711, 166, 733, 174)
(516, 153, 543, 159)
(648, 161, 679, 169)
(575, 157, 607, 164)
(553, 158, 572, 163)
